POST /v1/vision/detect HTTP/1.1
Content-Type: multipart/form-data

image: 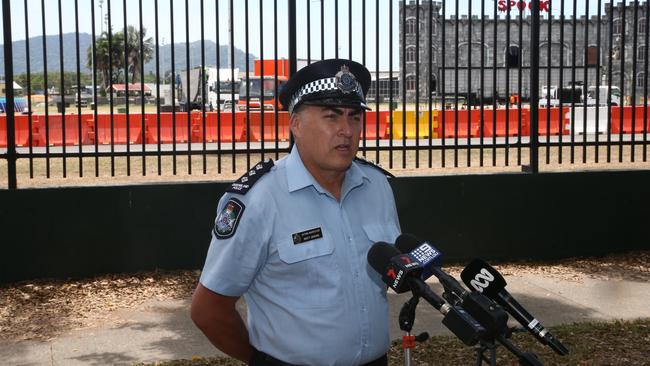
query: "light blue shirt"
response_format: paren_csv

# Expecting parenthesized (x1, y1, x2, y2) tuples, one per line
(200, 146, 401, 366)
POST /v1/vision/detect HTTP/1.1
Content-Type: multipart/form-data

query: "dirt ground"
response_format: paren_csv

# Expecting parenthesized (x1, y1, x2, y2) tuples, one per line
(2, 144, 650, 189)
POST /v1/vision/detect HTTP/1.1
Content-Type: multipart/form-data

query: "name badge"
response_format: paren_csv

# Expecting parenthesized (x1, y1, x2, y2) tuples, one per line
(292, 227, 323, 245)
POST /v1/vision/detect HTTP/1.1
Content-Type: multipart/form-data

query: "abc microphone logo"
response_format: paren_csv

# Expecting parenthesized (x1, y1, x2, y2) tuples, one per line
(470, 268, 495, 293)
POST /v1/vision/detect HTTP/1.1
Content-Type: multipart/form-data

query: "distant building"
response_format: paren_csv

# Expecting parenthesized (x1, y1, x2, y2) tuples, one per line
(401, 0, 649, 103)
(107, 83, 153, 98)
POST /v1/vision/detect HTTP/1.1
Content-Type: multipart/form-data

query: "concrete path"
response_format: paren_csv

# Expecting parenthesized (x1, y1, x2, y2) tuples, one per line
(2, 272, 648, 366)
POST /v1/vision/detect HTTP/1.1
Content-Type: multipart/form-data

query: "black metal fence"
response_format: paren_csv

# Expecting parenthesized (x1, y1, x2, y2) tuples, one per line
(1, 0, 649, 189)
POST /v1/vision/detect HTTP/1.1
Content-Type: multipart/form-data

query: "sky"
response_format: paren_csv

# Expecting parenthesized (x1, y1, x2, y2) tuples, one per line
(0, 0, 642, 71)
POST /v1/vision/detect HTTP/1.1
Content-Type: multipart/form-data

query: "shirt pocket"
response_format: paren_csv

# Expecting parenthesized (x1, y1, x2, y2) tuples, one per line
(274, 233, 341, 308)
(361, 223, 400, 245)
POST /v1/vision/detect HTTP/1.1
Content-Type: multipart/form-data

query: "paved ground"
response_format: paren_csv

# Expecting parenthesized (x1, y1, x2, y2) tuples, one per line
(2, 271, 649, 366)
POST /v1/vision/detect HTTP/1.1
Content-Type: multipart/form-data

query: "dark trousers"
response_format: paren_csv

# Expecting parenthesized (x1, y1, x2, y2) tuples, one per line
(250, 349, 388, 366)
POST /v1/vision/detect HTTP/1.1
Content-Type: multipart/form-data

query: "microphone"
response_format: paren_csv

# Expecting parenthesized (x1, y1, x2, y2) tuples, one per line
(395, 234, 509, 338)
(367, 242, 486, 346)
(395, 234, 469, 305)
(460, 259, 570, 356)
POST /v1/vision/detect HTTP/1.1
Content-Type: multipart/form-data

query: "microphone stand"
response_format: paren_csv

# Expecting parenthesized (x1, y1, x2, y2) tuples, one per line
(473, 327, 544, 366)
(398, 295, 429, 366)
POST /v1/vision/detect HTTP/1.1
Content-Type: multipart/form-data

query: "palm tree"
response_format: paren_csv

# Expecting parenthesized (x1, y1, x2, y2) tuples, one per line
(86, 31, 125, 89)
(125, 25, 154, 83)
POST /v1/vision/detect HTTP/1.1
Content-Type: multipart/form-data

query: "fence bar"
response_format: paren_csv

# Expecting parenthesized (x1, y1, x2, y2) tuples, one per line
(645, 0, 649, 162)
(388, 0, 394, 169)
(442, 0, 446, 168)
(91, 0, 100, 177)
(595, 0, 601, 163)
(479, 1, 480, 167)
(185, 0, 192, 174)
(607, 0, 614, 162)
(558, 0, 565, 164)
(428, 0, 434, 168)
(582, 0, 589, 164)
(140, 0, 148, 175)
(289, 0, 297, 76)
(23, 0, 34, 178)
(244, 0, 251, 169)
(528, 0, 540, 174)
(155, 0, 162, 175)
(619, 1, 626, 162)
(58, 0, 67, 177)
(415, 0, 421, 169)
(517, 3, 523, 166)
(124, 0, 131, 176)
(274, 0, 280, 160)
(631, 0, 639, 162)
(491, 0, 497, 166)
(215, 0, 222, 172)
(467, 0, 473, 167)
(259, 0, 260, 161)
(74, 0, 83, 177)
(3, 0, 17, 189)
(41, 0, 51, 178)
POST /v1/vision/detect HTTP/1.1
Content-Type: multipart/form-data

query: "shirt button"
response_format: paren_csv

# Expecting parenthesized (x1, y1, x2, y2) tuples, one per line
(348, 236, 352, 242)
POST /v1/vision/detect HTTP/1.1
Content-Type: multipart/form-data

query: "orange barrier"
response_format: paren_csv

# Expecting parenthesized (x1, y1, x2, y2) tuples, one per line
(0, 115, 36, 147)
(610, 106, 650, 134)
(537, 107, 570, 135)
(439, 110, 482, 138)
(0, 116, 5, 147)
(390, 110, 439, 139)
(363, 111, 390, 140)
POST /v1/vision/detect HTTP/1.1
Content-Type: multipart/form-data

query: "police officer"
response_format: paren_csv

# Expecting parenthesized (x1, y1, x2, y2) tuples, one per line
(191, 59, 401, 366)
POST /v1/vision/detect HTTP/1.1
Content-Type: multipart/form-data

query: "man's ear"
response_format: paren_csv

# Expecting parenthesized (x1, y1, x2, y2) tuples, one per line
(289, 112, 301, 139)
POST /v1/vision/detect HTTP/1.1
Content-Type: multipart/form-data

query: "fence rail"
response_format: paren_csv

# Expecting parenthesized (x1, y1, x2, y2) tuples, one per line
(2, 0, 649, 189)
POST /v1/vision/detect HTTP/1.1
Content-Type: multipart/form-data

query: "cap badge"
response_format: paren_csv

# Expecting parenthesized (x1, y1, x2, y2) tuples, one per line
(336, 64, 357, 94)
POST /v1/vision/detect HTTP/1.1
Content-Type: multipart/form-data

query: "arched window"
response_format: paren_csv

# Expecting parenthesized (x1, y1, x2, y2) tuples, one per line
(639, 18, 647, 34)
(406, 18, 417, 35)
(432, 20, 439, 36)
(637, 72, 645, 88)
(638, 45, 646, 62)
(406, 75, 416, 91)
(613, 18, 623, 35)
(459, 42, 489, 67)
(505, 45, 520, 67)
(587, 45, 599, 66)
(406, 46, 416, 63)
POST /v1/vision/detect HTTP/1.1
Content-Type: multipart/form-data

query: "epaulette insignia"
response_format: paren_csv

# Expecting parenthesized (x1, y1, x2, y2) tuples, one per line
(227, 159, 275, 194)
(354, 156, 395, 178)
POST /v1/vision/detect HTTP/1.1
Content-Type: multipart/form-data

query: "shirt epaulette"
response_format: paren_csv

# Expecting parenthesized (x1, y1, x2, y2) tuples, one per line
(354, 156, 394, 178)
(227, 159, 275, 194)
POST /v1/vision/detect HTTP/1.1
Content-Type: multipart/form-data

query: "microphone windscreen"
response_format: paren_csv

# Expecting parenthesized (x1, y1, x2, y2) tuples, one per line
(460, 259, 507, 297)
(395, 233, 422, 253)
(367, 242, 400, 274)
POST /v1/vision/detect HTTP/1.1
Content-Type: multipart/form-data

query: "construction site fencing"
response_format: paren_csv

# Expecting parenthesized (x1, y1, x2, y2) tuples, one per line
(1, 0, 649, 189)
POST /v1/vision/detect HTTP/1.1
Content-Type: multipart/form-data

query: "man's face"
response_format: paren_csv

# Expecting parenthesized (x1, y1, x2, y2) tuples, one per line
(291, 105, 363, 176)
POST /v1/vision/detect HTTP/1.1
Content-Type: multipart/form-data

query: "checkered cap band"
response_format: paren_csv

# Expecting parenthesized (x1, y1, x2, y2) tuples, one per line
(288, 77, 363, 113)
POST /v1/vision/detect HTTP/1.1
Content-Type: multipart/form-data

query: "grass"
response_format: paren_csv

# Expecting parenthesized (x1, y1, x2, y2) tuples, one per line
(131, 318, 650, 366)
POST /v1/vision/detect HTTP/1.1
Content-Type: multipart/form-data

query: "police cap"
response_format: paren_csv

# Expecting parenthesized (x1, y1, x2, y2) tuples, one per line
(279, 58, 371, 114)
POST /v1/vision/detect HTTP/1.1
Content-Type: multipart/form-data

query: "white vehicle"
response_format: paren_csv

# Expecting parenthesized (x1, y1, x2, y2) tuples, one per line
(586, 86, 621, 106)
(539, 85, 560, 107)
(178, 66, 240, 111)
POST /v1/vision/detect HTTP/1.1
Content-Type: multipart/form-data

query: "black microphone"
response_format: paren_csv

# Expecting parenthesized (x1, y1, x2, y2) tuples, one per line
(460, 259, 570, 356)
(367, 242, 486, 346)
(395, 234, 509, 338)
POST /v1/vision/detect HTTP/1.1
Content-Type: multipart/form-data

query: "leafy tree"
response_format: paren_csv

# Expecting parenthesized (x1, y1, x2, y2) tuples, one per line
(86, 27, 153, 88)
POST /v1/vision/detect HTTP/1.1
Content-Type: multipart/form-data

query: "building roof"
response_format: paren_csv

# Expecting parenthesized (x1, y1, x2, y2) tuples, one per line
(108, 83, 152, 92)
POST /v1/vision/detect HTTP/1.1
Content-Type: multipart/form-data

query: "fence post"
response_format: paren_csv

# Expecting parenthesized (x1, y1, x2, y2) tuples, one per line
(527, 0, 541, 173)
(288, 0, 297, 76)
(2, 0, 17, 189)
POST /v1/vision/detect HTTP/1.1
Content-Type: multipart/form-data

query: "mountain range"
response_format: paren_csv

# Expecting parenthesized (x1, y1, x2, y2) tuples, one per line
(0, 33, 256, 76)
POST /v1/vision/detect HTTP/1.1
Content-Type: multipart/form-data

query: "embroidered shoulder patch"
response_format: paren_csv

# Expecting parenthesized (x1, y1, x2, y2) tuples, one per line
(354, 156, 395, 178)
(226, 159, 275, 194)
(213, 198, 246, 239)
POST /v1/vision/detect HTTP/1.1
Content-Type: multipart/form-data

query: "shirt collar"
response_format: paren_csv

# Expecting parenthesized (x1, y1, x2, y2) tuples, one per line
(286, 145, 369, 195)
